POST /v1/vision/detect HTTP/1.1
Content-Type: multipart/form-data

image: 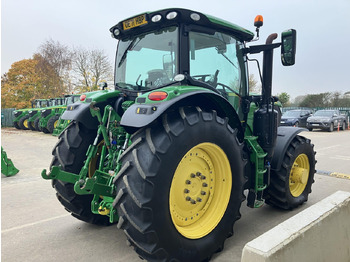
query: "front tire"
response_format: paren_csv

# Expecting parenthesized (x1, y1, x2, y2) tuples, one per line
(34, 118, 42, 131)
(114, 107, 246, 261)
(19, 115, 30, 130)
(13, 121, 20, 129)
(265, 135, 316, 209)
(328, 123, 334, 132)
(50, 121, 109, 225)
(47, 115, 60, 133)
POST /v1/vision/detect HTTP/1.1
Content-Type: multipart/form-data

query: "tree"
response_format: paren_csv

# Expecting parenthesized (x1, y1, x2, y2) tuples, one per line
(277, 92, 290, 107)
(72, 47, 113, 92)
(249, 74, 261, 94)
(38, 39, 73, 94)
(1, 57, 58, 108)
(299, 92, 332, 108)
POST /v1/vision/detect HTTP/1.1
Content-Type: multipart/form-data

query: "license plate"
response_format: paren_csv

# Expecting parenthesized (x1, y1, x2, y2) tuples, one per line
(281, 121, 285, 124)
(312, 124, 319, 126)
(123, 14, 147, 30)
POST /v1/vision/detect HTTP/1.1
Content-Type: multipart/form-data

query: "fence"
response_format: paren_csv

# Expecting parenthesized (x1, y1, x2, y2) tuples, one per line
(1, 108, 16, 127)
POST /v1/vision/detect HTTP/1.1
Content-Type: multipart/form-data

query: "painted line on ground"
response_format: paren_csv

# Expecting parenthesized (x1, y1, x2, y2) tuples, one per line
(317, 170, 350, 180)
(1, 214, 70, 234)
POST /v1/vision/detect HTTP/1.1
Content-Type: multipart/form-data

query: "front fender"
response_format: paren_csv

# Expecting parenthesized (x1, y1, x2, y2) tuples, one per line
(271, 126, 307, 171)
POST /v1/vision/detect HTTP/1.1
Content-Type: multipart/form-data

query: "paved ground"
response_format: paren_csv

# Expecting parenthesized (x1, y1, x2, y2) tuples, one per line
(1, 127, 350, 262)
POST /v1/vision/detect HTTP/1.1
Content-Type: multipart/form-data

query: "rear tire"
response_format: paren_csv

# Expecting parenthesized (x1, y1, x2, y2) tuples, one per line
(114, 106, 246, 261)
(19, 115, 30, 130)
(265, 135, 316, 209)
(50, 121, 110, 225)
(47, 115, 60, 133)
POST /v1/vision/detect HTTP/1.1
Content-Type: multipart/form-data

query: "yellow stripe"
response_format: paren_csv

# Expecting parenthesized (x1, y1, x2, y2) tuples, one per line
(329, 172, 350, 180)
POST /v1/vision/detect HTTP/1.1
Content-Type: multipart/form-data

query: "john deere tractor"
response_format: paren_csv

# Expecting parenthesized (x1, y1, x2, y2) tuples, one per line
(42, 8, 316, 261)
(13, 99, 48, 130)
(52, 94, 81, 136)
(27, 99, 51, 131)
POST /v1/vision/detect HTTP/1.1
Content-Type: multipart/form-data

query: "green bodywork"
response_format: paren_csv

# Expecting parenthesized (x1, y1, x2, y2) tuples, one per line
(27, 99, 52, 128)
(52, 95, 81, 136)
(1, 147, 19, 177)
(42, 86, 267, 220)
(40, 96, 80, 133)
(13, 99, 51, 129)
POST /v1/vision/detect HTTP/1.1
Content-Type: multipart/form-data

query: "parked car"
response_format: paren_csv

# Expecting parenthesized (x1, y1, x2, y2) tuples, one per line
(280, 109, 312, 127)
(306, 109, 347, 132)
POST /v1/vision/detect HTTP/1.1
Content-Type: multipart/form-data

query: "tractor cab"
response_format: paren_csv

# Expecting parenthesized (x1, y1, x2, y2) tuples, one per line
(110, 8, 254, 112)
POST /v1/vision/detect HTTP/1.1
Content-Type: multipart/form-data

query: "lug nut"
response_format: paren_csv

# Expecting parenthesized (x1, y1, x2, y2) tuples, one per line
(190, 173, 196, 178)
(196, 197, 202, 202)
(201, 191, 206, 195)
(190, 199, 196, 204)
(185, 180, 191, 184)
(184, 189, 190, 193)
(201, 175, 206, 180)
(196, 172, 201, 177)
(202, 182, 208, 187)
(186, 196, 191, 201)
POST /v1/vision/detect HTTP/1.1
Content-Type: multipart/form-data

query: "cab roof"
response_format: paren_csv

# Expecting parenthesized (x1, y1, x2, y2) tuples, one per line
(110, 8, 254, 42)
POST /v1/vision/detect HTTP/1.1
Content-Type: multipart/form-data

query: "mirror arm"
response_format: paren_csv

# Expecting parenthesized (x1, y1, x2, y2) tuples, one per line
(243, 43, 281, 55)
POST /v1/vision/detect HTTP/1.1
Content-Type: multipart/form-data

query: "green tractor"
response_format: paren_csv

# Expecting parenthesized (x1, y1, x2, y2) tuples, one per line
(52, 94, 81, 136)
(42, 8, 316, 261)
(27, 99, 52, 131)
(13, 99, 46, 130)
(38, 97, 67, 133)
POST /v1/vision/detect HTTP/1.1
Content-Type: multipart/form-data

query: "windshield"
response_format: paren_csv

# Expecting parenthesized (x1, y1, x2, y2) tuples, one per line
(283, 111, 301, 117)
(115, 26, 178, 91)
(189, 31, 246, 97)
(314, 111, 334, 117)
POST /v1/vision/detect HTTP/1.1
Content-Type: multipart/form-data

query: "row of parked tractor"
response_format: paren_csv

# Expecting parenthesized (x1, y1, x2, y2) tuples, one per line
(280, 108, 349, 132)
(12, 94, 81, 136)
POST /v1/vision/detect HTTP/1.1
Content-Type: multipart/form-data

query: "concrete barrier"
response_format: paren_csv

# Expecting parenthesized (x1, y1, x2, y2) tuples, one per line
(241, 191, 350, 262)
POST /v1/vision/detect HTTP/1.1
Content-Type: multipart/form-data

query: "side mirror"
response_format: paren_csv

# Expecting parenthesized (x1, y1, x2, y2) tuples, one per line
(281, 29, 296, 66)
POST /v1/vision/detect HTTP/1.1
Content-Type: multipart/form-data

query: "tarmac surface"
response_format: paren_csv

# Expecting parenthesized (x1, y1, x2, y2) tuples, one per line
(1, 127, 350, 262)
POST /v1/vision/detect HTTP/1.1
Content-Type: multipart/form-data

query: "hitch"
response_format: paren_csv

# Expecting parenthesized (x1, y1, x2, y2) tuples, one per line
(41, 101, 133, 223)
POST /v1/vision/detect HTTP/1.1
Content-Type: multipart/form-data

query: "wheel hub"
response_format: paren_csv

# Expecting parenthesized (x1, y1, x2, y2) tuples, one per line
(289, 153, 310, 197)
(169, 143, 231, 239)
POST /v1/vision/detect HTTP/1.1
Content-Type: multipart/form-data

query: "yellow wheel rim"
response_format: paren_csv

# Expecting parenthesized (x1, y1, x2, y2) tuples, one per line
(289, 154, 310, 197)
(23, 119, 29, 128)
(169, 142, 232, 239)
(54, 120, 59, 128)
(88, 140, 104, 178)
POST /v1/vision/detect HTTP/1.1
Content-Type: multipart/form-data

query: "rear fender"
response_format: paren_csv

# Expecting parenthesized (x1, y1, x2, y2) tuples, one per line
(120, 90, 244, 141)
(271, 126, 306, 171)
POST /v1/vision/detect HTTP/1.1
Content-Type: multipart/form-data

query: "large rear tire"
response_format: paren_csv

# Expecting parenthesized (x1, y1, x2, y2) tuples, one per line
(114, 106, 246, 261)
(50, 121, 110, 225)
(265, 135, 316, 209)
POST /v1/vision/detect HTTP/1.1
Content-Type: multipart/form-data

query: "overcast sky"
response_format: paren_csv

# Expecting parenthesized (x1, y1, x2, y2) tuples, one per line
(2, 0, 350, 99)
